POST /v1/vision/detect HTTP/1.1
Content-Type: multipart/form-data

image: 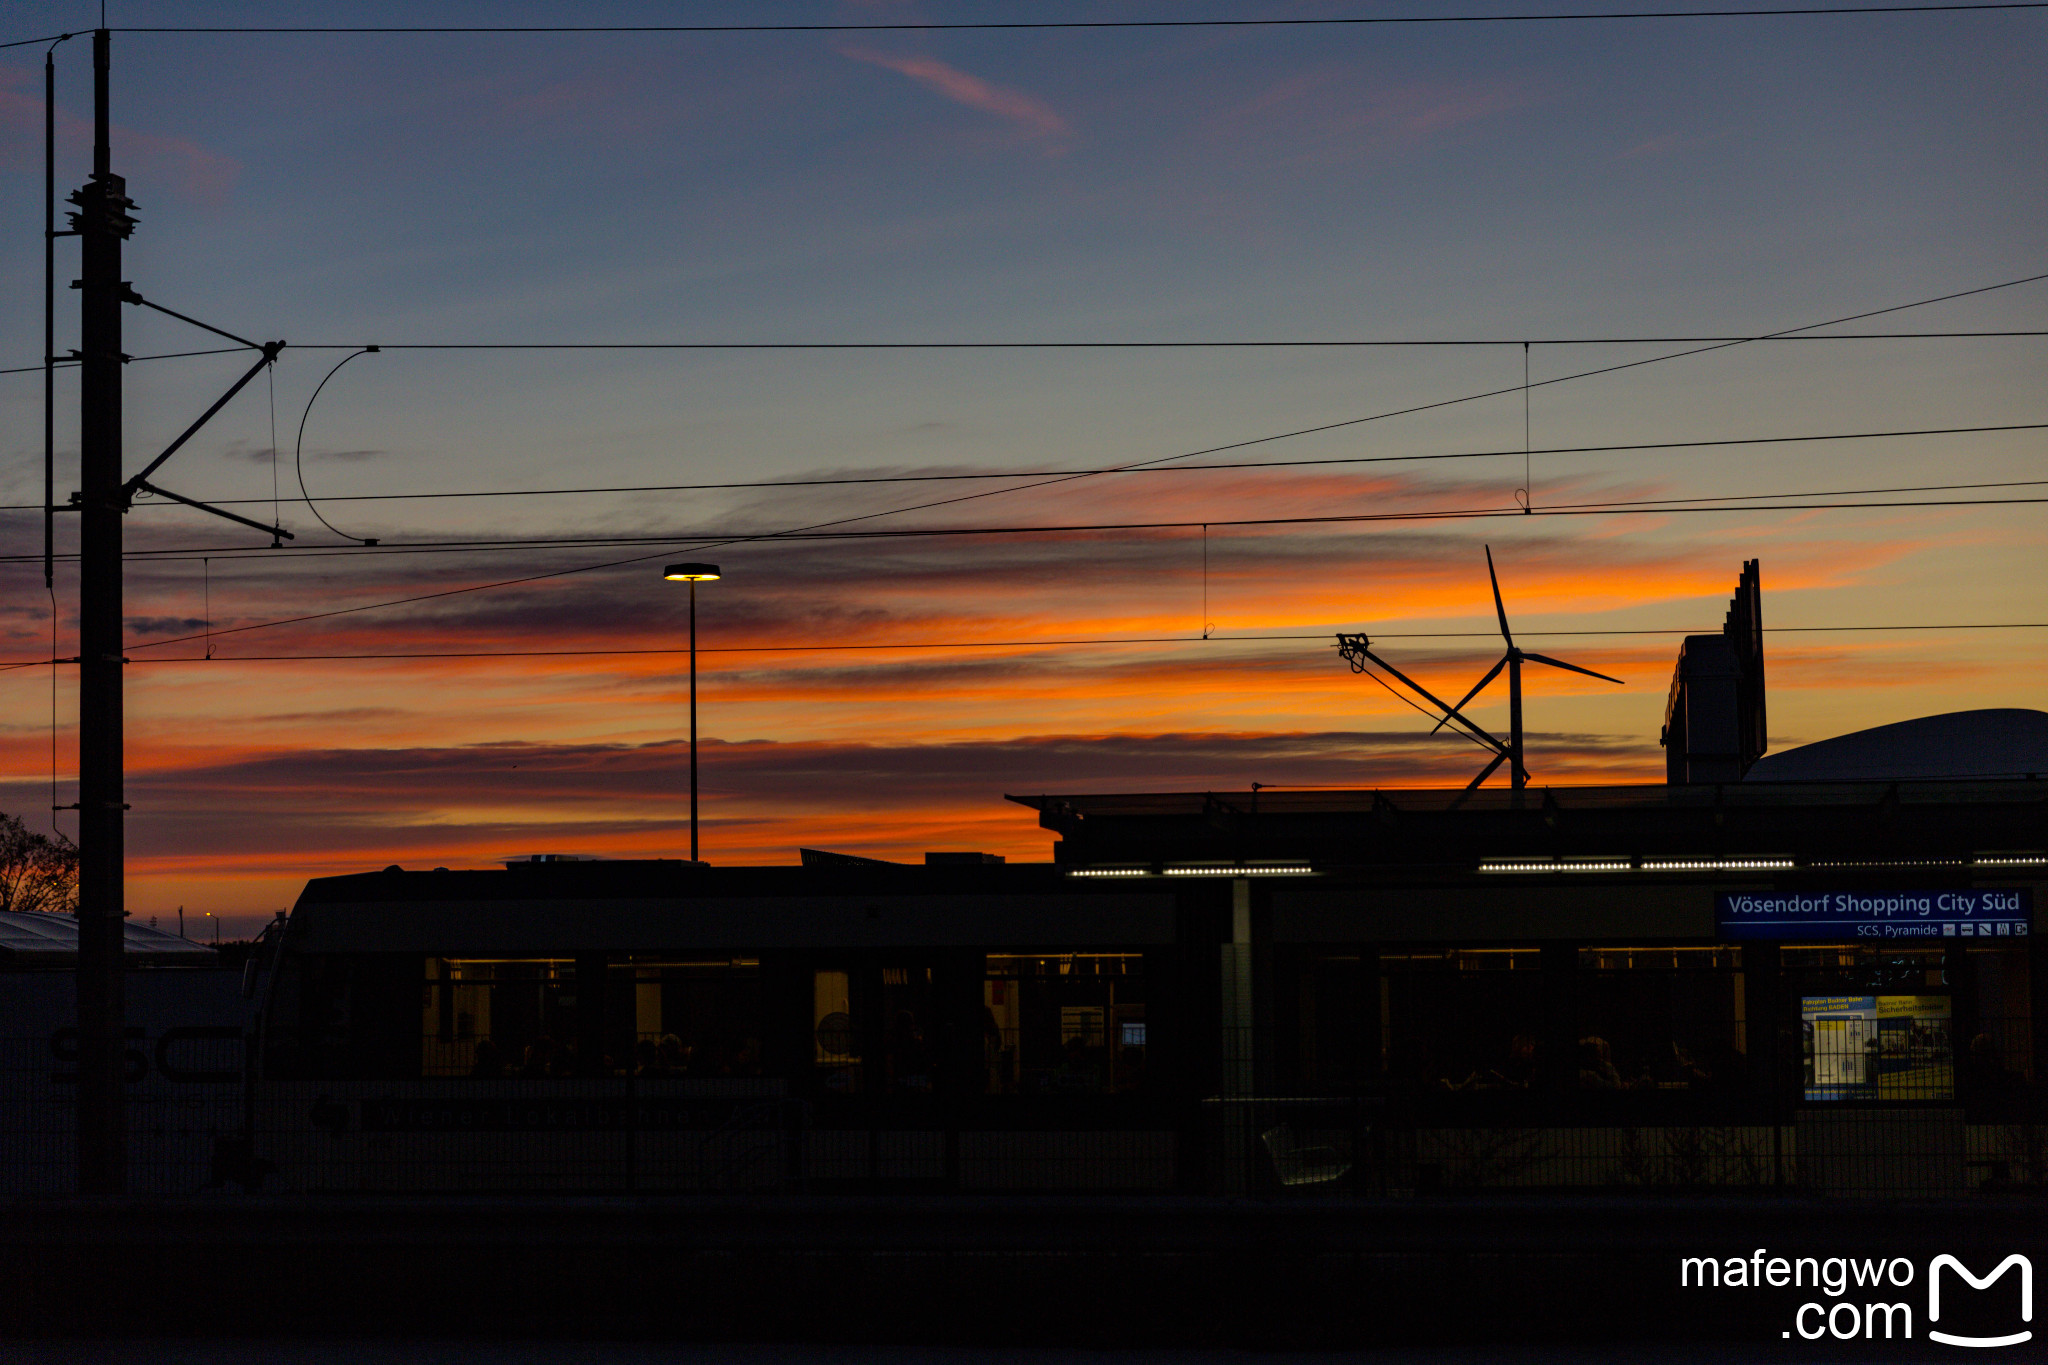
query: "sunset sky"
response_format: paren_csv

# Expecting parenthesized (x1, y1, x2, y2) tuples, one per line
(1, 1, 2043, 934)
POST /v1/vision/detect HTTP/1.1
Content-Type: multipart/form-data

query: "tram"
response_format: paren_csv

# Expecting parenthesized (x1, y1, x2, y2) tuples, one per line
(249, 773, 2046, 1196)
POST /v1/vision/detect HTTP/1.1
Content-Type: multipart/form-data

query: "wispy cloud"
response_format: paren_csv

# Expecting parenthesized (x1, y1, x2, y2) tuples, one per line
(0, 67, 240, 204)
(840, 46, 1071, 148)
(1203, 69, 1536, 170)
(1614, 131, 1723, 162)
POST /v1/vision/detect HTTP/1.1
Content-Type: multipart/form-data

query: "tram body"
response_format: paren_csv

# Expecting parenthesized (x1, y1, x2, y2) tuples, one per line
(256, 859, 1205, 1192)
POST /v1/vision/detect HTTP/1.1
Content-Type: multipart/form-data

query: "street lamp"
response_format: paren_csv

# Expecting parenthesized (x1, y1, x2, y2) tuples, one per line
(662, 563, 720, 862)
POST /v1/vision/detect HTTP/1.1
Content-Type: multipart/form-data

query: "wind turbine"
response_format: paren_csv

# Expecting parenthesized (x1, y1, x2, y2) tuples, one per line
(1431, 546, 1625, 790)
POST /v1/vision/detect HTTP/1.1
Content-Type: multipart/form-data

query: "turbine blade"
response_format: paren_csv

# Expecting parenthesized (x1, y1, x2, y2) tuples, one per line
(1431, 655, 1508, 733)
(1484, 545, 1513, 646)
(1522, 651, 1625, 686)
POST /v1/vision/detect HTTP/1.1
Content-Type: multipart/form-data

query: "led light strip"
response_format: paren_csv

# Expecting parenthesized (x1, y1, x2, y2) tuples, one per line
(1478, 859, 1632, 874)
(1066, 864, 1316, 878)
(1806, 859, 1965, 869)
(1640, 858, 1795, 872)
(1974, 854, 2048, 867)
(1480, 856, 1794, 873)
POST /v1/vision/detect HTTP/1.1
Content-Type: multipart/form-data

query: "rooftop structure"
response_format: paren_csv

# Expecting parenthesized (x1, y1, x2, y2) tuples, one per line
(1746, 707, 2048, 782)
(0, 910, 218, 965)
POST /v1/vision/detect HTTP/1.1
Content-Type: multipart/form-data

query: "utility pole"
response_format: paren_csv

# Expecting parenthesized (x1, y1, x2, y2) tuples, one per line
(60, 32, 289, 1195)
(690, 580, 700, 862)
(72, 27, 134, 1196)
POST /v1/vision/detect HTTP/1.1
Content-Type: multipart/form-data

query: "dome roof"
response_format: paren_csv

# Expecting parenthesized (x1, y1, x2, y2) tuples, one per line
(1745, 708, 2048, 782)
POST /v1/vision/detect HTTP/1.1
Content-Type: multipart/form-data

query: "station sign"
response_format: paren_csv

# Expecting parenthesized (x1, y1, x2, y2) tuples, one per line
(1715, 888, 2032, 942)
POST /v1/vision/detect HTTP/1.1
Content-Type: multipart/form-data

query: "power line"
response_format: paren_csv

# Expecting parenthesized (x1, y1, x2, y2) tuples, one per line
(3, 620, 2044, 675)
(249, 331, 2048, 351)
(1536, 476, 2048, 510)
(8, 485, 2039, 573)
(0, 346, 266, 377)
(25, 482, 2042, 566)
(27, 488, 2037, 660)
(526, 272, 2048, 565)
(79, 5, 2048, 38)
(8, 332, 2041, 379)
(66, 271, 2047, 657)
(8, 7, 2043, 52)
(14, 420, 2032, 513)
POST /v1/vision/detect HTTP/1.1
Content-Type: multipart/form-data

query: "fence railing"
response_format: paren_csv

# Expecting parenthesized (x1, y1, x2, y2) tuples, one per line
(1200, 1094, 2048, 1199)
(4, 1035, 2045, 1198)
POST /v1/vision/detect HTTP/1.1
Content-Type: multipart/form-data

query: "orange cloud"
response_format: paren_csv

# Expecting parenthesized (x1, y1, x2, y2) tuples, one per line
(9, 443, 2036, 920)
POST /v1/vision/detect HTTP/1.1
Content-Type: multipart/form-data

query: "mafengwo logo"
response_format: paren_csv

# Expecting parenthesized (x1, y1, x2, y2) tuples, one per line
(1679, 1250, 2032, 1345)
(1929, 1255, 2032, 1348)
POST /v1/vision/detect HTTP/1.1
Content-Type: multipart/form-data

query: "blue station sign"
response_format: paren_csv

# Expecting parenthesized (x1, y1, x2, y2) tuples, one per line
(1715, 888, 2033, 942)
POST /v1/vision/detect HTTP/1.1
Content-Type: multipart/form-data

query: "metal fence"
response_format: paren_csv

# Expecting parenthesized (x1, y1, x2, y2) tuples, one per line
(1200, 1095, 2048, 1199)
(0, 1031, 247, 1196)
(5, 1035, 2045, 1198)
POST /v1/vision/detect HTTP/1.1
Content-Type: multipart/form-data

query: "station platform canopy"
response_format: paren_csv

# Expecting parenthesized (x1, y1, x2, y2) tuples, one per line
(0, 910, 219, 964)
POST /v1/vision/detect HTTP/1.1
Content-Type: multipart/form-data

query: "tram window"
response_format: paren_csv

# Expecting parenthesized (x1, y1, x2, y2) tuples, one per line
(421, 957, 761, 1078)
(1783, 944, 1944, 987)
(422, 958, 573, 1077)
(1277, 952, 1373, 1091)
(882, 965, 937, 1094)
(1380, 950, 1543, 1092)
(983, 953, 1146, 1095)
(1967, 944, 2035, 1086)
(1575, 948, 1745, 1092)
(616, 958, 762, 1079)
(814, 969, 862, 1094)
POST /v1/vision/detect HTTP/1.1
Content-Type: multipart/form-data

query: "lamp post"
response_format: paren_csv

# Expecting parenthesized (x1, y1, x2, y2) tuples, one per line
(662, 563, 720, 862)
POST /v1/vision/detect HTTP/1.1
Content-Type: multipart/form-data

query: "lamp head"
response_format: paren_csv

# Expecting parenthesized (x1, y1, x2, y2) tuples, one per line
(663, 563, 721, 582)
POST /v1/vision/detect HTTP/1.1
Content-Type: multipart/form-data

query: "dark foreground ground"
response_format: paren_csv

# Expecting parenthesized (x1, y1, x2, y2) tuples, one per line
(0, 1347, 2010, 1365)
(2, 1196, 2039, 1356)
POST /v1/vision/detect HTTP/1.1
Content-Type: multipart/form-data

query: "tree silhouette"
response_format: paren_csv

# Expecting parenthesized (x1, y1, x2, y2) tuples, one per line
(0, 811, 79, 914)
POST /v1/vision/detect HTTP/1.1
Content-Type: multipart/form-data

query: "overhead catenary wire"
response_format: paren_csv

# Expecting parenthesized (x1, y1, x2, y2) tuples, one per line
(2, 620, 2045, 675)
(79, 274, 2047, 564)
(21, 4, 2041, 40)
(4, 419, 2031, 514)
(292, 348, 381, 544)
(267, 360, 278, 533)
(1, 345, 257, 376)
(26, 482, 2045, 567)
(16, 477, 2035, 673)
(7, 332, 2044, 378)
(382, 270, 2048, 577)
(174, 331, 2048, 351)
(24, 272, 2040, 658)
(1522, 344, 1534, 513)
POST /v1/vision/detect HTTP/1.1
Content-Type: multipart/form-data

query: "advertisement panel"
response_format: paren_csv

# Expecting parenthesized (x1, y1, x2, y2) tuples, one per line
(1801, 994, 1953, 1100)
